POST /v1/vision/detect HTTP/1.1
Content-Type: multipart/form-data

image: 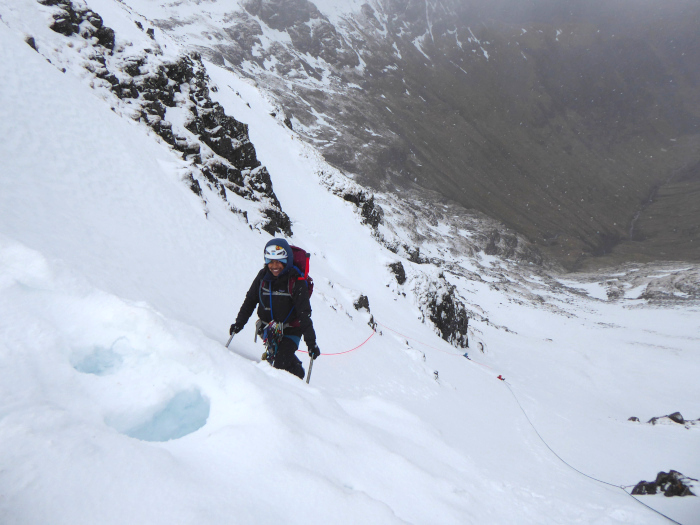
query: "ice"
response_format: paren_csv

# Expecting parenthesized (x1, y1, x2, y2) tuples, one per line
(72, 343, 124, 376)
(110, 389, 211, 442)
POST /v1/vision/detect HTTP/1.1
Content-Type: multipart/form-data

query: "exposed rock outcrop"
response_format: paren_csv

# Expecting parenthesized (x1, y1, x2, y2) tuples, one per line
(649, 412, 686, 425)
(335, 186, 384, 231)
(353, 294, 370, 312)
(631, 471, 697, 497)
(42, 0, 115, 50)
(389, 262, 406, 285)
(410, 272, 470, 348)
(648, 412, 700, 429)
(36, 0, 291, 236)
(425, 280, 470, 349)
(628, 411, 700, 429)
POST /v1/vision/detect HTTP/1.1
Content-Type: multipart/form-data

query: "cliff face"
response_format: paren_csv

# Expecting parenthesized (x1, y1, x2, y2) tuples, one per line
(151, 0, 700, 268)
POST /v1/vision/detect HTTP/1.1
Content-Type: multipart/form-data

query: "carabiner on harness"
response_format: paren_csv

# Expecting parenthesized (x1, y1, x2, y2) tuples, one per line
(260, 320, 285, 363)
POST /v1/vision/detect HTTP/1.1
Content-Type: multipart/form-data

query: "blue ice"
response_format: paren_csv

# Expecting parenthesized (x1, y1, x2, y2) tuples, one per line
(123, 389, 210, 442)
(72, 345, 123, 375)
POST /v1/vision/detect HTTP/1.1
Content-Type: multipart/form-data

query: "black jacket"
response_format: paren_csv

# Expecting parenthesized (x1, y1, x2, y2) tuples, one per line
(235, 266, 316, 345)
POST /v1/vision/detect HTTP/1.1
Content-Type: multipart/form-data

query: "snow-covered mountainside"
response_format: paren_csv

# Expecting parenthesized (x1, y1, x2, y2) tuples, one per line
(98, 0, 700, 268)
(1, 1, 699, 524)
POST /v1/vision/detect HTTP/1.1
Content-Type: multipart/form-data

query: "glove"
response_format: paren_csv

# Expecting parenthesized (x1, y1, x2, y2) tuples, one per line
(229, 322, 244, 335)
(308, 342, 320, 360)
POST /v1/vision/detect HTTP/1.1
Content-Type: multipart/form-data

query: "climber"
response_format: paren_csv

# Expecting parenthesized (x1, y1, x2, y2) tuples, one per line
(229, 238, 320, 379)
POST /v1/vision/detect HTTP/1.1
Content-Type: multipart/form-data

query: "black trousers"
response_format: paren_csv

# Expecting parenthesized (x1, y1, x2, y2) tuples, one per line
(269, 336, 305, 379)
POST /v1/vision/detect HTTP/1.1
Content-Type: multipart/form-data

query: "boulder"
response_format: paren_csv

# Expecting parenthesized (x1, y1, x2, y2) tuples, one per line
(631, 470, 696, 497)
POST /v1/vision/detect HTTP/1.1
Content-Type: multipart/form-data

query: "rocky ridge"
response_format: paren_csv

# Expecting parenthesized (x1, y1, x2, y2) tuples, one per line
(32, 0, 292, 236)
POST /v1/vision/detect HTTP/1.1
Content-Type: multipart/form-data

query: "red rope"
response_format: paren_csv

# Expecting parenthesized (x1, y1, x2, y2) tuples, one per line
(296, 329, 376, 356)
(325, 330, 376, 355)
(292, 320, 494, 376)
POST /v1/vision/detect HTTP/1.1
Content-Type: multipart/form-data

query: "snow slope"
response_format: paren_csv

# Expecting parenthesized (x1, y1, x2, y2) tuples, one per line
(1, 1, 699, 524)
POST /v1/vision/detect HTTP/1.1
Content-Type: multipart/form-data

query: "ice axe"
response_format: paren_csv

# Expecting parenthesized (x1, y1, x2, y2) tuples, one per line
(225, 333, 234, 348)
(305, 357, 314, 384)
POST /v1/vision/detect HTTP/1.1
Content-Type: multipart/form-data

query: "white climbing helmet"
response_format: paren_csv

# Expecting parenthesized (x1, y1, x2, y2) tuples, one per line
(264, 243, 289, 264)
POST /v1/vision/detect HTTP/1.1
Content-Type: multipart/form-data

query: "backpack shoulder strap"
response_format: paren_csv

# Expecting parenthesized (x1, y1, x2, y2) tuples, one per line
(288, 267, 304, 294)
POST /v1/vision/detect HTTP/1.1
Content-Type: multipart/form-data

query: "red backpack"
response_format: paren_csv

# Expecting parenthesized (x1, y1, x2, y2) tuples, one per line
(290, 245, 314, 297)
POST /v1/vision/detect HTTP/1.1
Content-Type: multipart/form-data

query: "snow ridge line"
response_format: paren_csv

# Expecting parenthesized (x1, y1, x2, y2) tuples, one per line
(503, 382, 685, 525)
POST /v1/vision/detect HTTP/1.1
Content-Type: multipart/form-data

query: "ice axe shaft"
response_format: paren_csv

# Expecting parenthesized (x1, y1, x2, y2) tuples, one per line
(305, 357, 314, 384)
(226, 333, 234, 348)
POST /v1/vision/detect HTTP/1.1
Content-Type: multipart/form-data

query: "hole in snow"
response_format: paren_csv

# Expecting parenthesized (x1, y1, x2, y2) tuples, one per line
(110, 389, 210, 442)
(72, 345, 124, 375)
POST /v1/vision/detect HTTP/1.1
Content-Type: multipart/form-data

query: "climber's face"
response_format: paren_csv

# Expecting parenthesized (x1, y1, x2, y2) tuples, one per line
(268, 260, 284, 277)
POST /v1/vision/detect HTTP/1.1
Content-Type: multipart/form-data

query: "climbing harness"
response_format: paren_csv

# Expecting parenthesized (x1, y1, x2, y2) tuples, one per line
(258, 273, 299, 364)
